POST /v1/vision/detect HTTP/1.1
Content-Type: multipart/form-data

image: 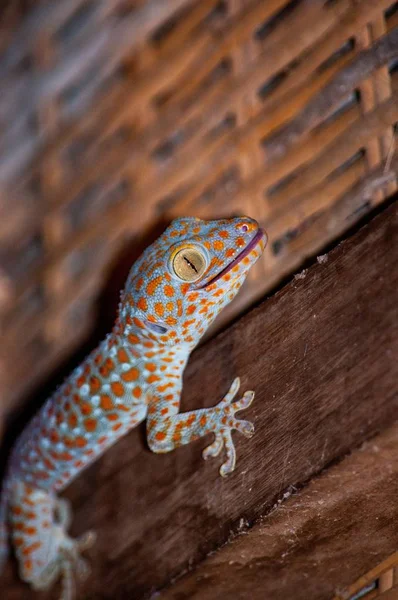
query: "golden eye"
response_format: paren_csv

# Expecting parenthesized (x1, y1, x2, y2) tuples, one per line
(172, 247, 207, 282)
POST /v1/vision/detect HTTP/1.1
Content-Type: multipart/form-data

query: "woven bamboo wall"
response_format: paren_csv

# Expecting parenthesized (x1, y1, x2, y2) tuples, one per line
(0, 0, 397, 417)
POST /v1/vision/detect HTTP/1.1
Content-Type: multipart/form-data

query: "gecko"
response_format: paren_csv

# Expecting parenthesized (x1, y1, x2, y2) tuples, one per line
(0, 216, 267, 599)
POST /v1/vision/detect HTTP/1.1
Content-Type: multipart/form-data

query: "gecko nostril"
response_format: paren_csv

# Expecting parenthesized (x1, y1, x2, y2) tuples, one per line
(241, 224, 248, 232)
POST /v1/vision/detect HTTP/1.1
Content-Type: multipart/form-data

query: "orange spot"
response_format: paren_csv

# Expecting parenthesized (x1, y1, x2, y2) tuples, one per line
(89, 376, 101, 393)
(111, 382, 124, 396)
(166, 301, 174, 312)
(147, 374, 160, 383)
(200, 416, 207, 426)
(146, 363, 156, 372)
(166, 316, 177, 326)
(137, 297, 148, 311)
(12, 506, 23, 516)
(226, 248, 236, 258)
(24, 559, 33, 571)
(100, 395, 113, 410)
(121, 368, 139, 382)
(133, 387, 142, 398)
(143, 341, 154, 348)
(155, 431, 166, 441)
(236, 237, 245, 248)
(173, 432, 182, 443)
(84, 419, 97, 432)
(117, 348, 129, 363)
(181, 283, 189, 294)
(76, 437, 87, 448)
(147, 276, 163, 296)
(136, 277, 144, 290)
(155, 302, 164, 317)
(50, 431, 59, 443)
(59, 452, 73, 461)
(219, 230, 229, 238)
(81, 402, 92, 415)
(64, 438, 76, 449)
(213, 240, 224, 251)
(76, 375, 86, 387)
(186, 305, 196, 315)
(128, 333, 140, 345)
(14, 537, 24, 547)
(177, 299, 183, 316)
(107, 414, 118, 421)
(164, 285, 175, 297)
(112, 423, 122, 432)
(94, 353, 103, 365)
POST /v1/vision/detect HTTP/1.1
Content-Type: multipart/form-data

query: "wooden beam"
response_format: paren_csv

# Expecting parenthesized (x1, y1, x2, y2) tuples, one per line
(161, 422, 398, 600)
(2, 199, 398, 598)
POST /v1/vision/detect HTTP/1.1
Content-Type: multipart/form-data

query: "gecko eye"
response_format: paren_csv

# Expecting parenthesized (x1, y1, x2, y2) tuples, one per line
(172, 247, 207, 282)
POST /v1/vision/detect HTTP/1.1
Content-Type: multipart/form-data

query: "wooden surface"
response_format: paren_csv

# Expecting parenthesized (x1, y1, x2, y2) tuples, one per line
(161, 423, 398, 600)
(2, 199, 398, 598)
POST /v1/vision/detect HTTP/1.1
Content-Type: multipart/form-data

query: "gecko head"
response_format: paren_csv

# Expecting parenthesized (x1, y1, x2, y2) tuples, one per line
(121, 216, 267, 346)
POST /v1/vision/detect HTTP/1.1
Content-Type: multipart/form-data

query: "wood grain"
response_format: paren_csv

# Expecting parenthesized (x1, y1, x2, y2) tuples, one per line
(2, 199, 398, 599)
(162, 423, 398, 600)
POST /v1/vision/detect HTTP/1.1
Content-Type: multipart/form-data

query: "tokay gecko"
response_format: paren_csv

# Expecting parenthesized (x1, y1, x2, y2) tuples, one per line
(0, 216, 267, 598)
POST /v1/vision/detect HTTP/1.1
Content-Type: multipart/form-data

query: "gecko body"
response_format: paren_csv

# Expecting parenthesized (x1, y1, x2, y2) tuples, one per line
(0, 216, 266, 598)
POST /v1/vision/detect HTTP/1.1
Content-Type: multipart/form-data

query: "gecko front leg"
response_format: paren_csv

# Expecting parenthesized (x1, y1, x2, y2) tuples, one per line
(147, 377, 255, 476)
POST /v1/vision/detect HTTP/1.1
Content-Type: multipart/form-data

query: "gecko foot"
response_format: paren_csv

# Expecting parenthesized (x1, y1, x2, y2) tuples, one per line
(202, 377, 255, 477)
(31, 499, 96, 600)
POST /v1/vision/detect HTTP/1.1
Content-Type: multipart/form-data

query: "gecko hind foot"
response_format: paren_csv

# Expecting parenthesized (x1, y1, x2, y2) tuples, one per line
(202, 377, 255, 477)
(31, 501, 96, 600)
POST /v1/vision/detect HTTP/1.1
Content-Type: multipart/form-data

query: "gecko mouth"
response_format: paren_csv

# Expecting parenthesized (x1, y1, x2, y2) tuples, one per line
(198, 228, 266, 290)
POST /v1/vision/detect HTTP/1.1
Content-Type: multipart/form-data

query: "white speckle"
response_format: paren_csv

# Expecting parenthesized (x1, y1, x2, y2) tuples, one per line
(56, 443, 64, 451)
(59, 422, 68, 432)
(74, 366, 83, 377)
(73, 427, 82, 435)
(40, 438, 51, 448)
(92, 395, 100, 407)
(109, 346, 117, 357)
(102, 383, 110, 393)
(294, 270, 307, 280)
(317, 254, 328, 264)
(110, 373, 119, 382)
(80, 384, 90, 397)
(121, 363, 130, 371)
(93, 408, 102, 417)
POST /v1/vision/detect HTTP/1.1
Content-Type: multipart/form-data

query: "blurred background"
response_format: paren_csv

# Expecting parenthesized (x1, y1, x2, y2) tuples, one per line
(0, 0, 397, 432)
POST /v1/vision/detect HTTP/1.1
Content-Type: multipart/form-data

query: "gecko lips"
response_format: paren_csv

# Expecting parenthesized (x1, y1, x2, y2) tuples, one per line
(199, 228, 267, 289)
